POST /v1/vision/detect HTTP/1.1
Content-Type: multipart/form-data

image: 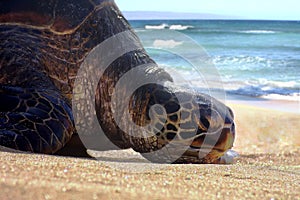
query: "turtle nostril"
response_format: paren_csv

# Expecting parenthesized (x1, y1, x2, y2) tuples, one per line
(231, 123, 236, 137)
(227, 107, 234, 119)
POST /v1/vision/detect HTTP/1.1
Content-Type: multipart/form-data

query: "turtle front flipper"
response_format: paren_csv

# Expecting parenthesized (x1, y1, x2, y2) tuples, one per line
(0, 86, 75, 154)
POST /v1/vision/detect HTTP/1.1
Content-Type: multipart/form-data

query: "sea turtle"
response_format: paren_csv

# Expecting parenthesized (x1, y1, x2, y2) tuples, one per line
(0, 0, 235, 164)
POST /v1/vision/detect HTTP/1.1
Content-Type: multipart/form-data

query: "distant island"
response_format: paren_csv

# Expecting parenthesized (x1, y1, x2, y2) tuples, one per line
(122, 11, 240, 20)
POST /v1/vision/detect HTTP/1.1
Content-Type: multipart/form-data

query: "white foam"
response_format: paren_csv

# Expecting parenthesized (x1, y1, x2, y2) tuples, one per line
(145, 23, 168, 30)
(268, 80, 298, 88)
(261, 93, 300, 102)
(240, 30, 277, 34)
(153, 39, 183, 48)
(144, 24, 194, 30)
(169, 25, 194, 30)
(213, 55, 268, 67)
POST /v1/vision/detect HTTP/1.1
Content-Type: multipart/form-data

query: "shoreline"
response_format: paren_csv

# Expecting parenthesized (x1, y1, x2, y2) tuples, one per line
(226, 94, 300, 114)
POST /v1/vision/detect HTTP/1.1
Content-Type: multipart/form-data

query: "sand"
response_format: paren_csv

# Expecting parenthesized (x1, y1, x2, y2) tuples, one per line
(0, 102, 299, 200)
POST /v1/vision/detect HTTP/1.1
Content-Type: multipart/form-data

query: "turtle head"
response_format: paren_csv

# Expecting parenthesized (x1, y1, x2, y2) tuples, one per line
(182, 94, 236, 164)
(128, 84, 236, 164)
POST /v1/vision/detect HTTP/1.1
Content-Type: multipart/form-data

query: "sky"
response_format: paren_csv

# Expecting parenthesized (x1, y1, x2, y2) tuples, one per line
(115, 0, 300, 20)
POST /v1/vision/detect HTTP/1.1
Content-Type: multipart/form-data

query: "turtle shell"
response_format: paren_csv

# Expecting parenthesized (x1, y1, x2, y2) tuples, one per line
(0, 0, 109, 32)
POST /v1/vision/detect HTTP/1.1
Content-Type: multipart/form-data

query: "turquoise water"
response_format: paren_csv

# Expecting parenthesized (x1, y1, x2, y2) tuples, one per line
(129, 20, 300, 101)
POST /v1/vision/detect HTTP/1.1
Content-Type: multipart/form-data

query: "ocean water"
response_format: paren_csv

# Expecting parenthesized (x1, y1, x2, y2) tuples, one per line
(128, 20, 300, 101)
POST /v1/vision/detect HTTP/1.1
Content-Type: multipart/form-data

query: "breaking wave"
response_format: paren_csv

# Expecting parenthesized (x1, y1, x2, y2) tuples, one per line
(169, 25, 194, 30)
(239, 30, 277, 34)
(145, 24, 194, 30)
(145, 24, 169, 30)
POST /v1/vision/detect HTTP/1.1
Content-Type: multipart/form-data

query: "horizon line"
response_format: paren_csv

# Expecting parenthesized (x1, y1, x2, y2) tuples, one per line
(122, 11, 300, 21)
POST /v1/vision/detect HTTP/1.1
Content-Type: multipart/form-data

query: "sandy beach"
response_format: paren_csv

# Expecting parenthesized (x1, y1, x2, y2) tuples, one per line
(0, 1, 299, 199)
(0, 101, 299, 200)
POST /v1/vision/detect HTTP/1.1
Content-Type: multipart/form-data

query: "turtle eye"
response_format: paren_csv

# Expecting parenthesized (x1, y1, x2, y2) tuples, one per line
(193, 114, 210, 134)
(200, 116, 210, 130)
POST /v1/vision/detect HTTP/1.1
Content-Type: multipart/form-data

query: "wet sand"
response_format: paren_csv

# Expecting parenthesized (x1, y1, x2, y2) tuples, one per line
(0, 102, 299, 200)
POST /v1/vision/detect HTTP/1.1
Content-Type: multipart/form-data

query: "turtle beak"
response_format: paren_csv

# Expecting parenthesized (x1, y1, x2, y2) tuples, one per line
(190, 105, 236, 162)
(213, 107, 235, 151)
